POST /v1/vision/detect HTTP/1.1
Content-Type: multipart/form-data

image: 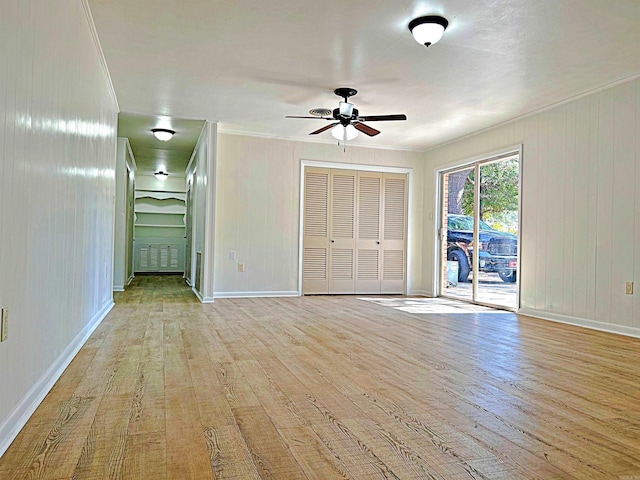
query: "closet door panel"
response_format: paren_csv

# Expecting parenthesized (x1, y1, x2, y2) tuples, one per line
(355, 172, 382, 293)
(328, 170, 356, 293)
(302, 167, 330, 294)
(381, 173, 407, 293)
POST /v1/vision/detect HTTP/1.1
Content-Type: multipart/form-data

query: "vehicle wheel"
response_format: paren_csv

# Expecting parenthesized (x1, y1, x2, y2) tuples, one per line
(447, 250, 470, 283)
(499, 270, 517, 283)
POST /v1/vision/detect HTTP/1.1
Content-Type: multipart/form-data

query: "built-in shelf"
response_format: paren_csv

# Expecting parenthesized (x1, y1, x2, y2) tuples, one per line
(135, 190, 186, 202)
(135, 224, 185, 228)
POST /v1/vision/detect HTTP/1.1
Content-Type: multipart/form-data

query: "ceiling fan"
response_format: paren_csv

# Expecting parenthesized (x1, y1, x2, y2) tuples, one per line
(286, 87, 407, 139)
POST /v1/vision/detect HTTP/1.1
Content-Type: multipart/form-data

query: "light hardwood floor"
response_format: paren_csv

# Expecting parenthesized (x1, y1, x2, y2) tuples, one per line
(1, 275, 640, 479)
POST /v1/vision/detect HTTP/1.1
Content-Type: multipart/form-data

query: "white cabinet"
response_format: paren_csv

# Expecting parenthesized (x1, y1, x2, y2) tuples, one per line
(136, 242, 185, 272)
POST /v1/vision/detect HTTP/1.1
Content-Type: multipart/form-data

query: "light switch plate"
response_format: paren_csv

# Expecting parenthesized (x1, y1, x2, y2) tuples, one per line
(626, 282, 634, 295)
(238, 263, 245, 272)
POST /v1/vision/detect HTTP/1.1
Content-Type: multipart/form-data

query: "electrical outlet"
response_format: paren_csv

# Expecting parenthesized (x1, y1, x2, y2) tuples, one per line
(238, 263, 245, 272)
(1, 308, 8, 342)
(626, 282, 634, 295)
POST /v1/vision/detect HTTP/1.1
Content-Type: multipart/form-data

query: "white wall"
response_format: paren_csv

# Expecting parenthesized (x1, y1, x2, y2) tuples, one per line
(423, 77, 640, 337)
(214, 133, 425, 297)
(186, 122, 216, 301)
(0, 0, 118, 455)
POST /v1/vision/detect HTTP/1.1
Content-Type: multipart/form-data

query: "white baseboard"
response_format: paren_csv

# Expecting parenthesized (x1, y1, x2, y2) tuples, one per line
(409, 290, 433, 297)
(126, 275, 134, 286)
(193, 288, 214, 304)
(0, 300, 114, 458)
(213, 291, 299, 299)
(113, 285, 125, 292)
(518, 307, 640, 339)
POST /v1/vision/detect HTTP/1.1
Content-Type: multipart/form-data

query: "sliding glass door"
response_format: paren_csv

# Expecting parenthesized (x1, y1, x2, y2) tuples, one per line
(440, 152, 520, 310)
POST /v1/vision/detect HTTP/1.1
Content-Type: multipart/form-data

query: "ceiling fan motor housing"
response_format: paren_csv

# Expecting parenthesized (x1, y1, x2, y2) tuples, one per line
(333, 107, 359, 124)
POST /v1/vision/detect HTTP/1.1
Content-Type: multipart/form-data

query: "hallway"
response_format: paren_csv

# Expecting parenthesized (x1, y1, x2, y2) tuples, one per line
(1, 276, 639, 479)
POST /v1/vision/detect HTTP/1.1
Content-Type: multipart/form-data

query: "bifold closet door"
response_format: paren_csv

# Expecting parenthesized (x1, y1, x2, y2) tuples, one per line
(328, 170, 356, 294)
(380, 173, 407, 293)
(302, 167, 330, 294)
(355, 171, 407, 294)
(355, 171, 383, 293)
(303, 167, 406, 295)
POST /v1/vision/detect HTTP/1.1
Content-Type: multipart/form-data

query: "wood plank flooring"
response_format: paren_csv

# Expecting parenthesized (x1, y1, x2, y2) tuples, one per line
(1, 275, 640, 479)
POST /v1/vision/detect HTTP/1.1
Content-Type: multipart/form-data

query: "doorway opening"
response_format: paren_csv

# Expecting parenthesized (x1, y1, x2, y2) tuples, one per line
(439, 150, 520, 310)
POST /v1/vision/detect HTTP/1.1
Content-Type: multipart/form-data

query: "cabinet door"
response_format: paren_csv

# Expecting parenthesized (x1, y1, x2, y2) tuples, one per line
(139, 245, 149, 270)
(159, 246, 169, 269)
(148, 245, 160, 270)
(169, 245, 180, 269)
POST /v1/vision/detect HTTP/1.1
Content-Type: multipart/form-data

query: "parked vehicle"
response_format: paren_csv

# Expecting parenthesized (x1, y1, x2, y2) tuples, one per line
(446, 214, 517, 283)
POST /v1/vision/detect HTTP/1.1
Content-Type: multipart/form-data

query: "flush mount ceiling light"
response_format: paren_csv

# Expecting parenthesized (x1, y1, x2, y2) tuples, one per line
(151, 128, 175, 141)
(408, 15, 448, 47)
(154, 170, 169, 180)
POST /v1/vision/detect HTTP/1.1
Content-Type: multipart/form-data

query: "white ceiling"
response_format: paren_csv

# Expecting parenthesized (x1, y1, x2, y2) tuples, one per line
(90, 0, 640, 153)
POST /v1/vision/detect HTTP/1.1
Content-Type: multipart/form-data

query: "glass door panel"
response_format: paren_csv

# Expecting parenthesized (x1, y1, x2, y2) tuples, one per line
(475, 156, 519, 308)
(440, 153, 520, 310)
(441, 167, 474, 301)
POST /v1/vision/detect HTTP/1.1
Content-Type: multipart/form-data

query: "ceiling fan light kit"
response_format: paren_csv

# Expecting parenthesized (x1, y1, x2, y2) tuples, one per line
(331, 124, 358, 141)
(408, 15, 448, 47)
(151, 128, 175, 141)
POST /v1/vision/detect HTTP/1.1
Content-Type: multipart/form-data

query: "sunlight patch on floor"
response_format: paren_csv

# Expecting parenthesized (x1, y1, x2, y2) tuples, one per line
(358, 296, 509, 314)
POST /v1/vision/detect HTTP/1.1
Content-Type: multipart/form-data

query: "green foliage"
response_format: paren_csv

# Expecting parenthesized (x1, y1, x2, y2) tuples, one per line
(461, 158, 519, 230)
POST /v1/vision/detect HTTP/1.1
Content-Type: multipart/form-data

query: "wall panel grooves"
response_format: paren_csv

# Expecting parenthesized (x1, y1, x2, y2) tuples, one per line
(425, 76, 640, 336)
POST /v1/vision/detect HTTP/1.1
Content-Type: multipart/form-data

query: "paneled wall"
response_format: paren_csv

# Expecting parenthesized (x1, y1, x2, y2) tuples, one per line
(423, 77, 640, 336)
(214, 133, 424, 297)
(113, 138, 135, 290)
(0, 0, 118, 454)
(185, 122, 214, 301)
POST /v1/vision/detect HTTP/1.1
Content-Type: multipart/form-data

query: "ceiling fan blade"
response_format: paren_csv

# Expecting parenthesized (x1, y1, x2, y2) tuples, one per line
(310, 123, 339, 135)
(359, 114, 407, 122)
(353, 122, 380, 137)
(285, 115, 328, 119)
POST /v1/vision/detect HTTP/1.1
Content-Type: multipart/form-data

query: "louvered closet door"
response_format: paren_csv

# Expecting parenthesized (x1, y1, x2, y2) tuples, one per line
(302, 167, 330, 294)
(303, 167, 407, 295)
(355, 172, 383, 293)
(381, 173, 407, 293)
(328, 170, 356, 294)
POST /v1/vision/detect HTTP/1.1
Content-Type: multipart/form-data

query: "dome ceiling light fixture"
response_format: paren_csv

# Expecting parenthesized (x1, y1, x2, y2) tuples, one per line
(151, 128, 175, 141)
(154, 170, 169, 180)
(408, 15, 449, 47)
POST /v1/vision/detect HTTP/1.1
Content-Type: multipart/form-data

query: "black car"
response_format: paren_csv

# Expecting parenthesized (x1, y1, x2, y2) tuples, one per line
(446, 214, 518, 283)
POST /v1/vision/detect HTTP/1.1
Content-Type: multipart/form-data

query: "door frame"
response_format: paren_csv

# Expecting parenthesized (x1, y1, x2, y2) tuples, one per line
(434, 144, 523, 311)
(298, 160, 413, 296)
